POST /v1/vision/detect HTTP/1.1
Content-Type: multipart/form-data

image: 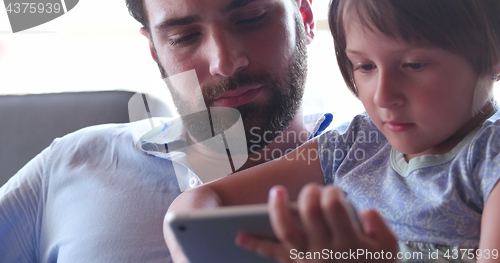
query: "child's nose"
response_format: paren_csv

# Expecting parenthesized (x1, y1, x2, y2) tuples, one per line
(373, 69, 404, 108)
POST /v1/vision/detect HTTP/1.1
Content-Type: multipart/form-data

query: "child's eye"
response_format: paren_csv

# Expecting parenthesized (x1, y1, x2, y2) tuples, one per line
(236, 13, 268, 25)
(170, 32, 201, 46)
(355, 64, 376, 72)
(403, 62, 427, 70)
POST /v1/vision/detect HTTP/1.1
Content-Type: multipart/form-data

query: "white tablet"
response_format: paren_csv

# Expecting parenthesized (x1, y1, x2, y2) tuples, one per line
(166, 203, 299, 263)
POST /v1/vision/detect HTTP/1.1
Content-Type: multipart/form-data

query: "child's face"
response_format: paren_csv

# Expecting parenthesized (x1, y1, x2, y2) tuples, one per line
(345, 15, 483, 159)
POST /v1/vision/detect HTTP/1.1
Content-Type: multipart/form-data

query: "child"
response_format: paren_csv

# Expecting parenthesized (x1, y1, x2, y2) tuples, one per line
(166, 0, 500, 262)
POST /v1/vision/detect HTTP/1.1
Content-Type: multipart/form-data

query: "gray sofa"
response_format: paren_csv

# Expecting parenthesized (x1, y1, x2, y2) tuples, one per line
(0, 91, 172, 186)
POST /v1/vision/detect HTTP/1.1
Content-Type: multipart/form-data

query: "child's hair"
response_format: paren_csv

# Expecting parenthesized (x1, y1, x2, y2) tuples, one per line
(329, 0, 500, 97)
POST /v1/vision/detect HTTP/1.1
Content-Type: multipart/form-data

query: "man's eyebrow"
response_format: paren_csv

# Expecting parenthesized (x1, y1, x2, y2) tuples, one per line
(154, 0, 260, 30)
(154, 16, 201, 30)
(221, 0, 258, 15)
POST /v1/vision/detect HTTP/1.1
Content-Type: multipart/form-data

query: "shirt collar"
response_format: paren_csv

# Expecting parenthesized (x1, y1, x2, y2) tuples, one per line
(134, 117, 186, 154)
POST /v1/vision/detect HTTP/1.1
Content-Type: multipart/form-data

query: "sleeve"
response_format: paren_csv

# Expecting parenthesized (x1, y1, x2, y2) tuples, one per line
(318, 122, 351, 186)
(0, 147, 50, 263)
(470, 125, 500, 206)
(318, 113, 380, 187)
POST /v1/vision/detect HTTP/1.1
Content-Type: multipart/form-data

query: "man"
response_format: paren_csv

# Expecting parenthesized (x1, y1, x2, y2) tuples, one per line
(0, 0, 321, 262)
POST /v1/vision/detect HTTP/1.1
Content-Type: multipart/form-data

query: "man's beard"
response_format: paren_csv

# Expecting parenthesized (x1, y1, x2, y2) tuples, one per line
(154, 16, 308, 153)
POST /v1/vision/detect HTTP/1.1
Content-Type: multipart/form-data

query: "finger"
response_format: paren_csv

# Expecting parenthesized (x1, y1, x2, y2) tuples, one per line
(235, 232, 293, 263)
(359, 209, 398, 252)
(297, 183, 332, 247)
(320, 186, 360, 244)
(268, 185, 307, 251)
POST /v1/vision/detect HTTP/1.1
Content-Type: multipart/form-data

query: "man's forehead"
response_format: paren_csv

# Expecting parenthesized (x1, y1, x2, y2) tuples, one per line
(144, 0, 277, 27)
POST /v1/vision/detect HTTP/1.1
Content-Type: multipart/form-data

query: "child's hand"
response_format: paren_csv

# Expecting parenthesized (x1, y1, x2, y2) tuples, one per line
(235, 184, 399, 263)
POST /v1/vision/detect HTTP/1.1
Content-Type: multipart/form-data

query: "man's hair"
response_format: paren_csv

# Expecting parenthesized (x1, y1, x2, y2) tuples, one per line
(329, 0, 500, 97)
(126, 0, 148, 29)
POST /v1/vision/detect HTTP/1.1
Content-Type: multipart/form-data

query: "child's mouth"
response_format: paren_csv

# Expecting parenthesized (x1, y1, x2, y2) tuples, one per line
(384, 122, 415, 132)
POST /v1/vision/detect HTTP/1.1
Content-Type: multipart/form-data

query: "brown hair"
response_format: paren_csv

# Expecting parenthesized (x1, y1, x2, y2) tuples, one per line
(125, 0, 148, 29)
(329, 0, 500, 97)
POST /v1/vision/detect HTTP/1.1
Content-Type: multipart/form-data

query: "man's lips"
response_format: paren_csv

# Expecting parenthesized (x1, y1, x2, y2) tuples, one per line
(384, 122, 415, 132)
(211, 86, 262, 107)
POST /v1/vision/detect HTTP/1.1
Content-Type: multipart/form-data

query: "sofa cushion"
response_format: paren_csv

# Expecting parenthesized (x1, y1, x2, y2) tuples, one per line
(0, 91, 172, 186)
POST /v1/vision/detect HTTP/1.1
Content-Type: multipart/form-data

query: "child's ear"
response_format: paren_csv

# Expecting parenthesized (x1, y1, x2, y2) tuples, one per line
(297, 0, 314, 44)
(140, 27, 158, 63)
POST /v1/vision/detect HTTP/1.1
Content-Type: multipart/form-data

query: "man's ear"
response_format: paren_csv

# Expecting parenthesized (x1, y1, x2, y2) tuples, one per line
(140, 27, 157, 63)
(298, 0, 314, 44)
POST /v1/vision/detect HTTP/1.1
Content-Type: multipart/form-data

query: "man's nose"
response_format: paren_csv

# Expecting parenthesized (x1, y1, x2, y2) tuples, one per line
(373, 69, 404, 108)
(207, 29, 249, 77)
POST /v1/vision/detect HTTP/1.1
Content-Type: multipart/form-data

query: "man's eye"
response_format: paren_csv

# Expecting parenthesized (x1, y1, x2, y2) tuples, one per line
(404, 62, 426, 70)
(236, 13, 268, 25)
(170, 32, 201, 46)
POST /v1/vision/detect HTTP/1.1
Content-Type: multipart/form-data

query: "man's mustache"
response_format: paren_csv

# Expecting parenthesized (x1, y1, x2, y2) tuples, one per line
(202, 71, 276, 102)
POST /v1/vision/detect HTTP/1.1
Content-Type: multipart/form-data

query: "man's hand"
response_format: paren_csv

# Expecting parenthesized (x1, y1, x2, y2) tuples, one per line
(235, 184, 399, 263)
